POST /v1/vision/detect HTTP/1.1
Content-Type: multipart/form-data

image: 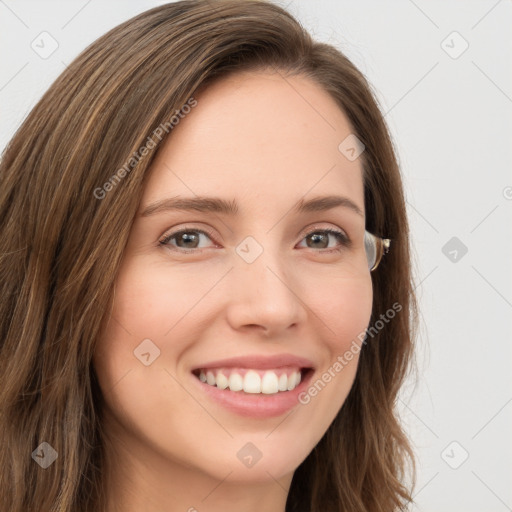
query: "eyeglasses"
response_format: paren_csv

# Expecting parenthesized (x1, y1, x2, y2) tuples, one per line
(364, 230, 391, 272)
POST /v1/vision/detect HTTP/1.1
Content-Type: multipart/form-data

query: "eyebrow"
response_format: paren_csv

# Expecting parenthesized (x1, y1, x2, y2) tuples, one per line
(140, 194, 364, 218)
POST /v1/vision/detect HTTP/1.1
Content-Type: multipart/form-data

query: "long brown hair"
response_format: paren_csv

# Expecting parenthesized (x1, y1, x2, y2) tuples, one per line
(0, 1, 418, 510)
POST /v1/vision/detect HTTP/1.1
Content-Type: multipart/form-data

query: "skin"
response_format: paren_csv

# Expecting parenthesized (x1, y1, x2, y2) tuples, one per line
(92, 70, 374, 512)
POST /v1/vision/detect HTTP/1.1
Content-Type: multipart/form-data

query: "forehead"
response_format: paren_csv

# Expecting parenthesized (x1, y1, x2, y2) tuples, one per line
(142, 70, 365, 217)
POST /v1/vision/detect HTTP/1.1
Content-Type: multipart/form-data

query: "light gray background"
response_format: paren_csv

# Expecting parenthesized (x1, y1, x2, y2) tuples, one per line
(1, 1, 511, 510)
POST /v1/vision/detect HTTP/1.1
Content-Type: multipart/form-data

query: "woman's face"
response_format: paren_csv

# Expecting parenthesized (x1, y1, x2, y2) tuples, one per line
(93, 70, 373, 489)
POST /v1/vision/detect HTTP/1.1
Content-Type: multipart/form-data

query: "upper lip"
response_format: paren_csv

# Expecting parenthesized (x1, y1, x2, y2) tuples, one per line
(191, 353, 315, 371)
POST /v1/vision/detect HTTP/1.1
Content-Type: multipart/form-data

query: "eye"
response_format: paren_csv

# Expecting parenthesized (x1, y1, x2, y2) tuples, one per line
(296, 227, 351, 253)
(159, 225, 351, 253)
(159, 226, 217, 251)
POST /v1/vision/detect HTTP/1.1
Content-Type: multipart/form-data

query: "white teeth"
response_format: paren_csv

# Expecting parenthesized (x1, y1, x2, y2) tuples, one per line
(228, 373, 243, 392)
(287, 373, 296, 391)
(286, 371, 301, 391)
(197, 368, 304, 394)
(215, 371, 229, 389)
(278, 373, 288, 392)
(261, 371, 279, 394)
(206, 371, 216, 386)
(243, 370, 261, 393)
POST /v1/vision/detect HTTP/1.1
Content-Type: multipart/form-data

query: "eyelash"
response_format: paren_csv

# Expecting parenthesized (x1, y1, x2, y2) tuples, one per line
(158, 224, 351, 254)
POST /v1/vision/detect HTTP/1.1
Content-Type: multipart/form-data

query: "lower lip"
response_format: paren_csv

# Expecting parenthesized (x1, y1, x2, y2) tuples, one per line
(191, 369, 314, 418)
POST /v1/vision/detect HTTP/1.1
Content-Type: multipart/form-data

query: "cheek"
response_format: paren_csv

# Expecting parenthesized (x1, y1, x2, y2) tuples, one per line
(92, 253, 214, 402)
(92, 258, 175, 399)
(334, 284, 373, 347)
(102, 255, 200, 340)
(91, 258, 207, 462)
(295, 274, 373, 431)
(307, 272, 374, 352)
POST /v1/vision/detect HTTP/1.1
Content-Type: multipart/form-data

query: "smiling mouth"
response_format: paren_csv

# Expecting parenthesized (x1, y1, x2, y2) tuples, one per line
(191, 367, 313, 395)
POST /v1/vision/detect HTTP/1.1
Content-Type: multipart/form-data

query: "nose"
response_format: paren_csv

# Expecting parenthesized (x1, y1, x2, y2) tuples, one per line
(225, 249, 307, 337)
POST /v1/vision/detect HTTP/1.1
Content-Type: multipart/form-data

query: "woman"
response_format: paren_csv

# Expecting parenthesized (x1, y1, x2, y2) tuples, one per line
(0, 1, 418, 511)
